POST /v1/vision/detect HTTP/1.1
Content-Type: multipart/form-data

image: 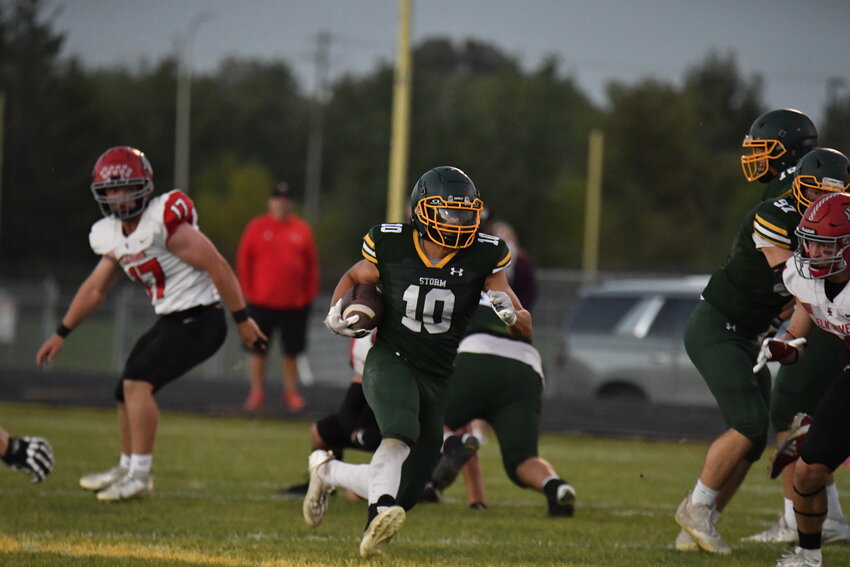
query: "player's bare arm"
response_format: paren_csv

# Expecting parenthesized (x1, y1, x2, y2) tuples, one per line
(484, 270, 532, 339)
(36, 256, 122, 367)
(330, 260, 380, 305)
(167, 222, 267, 350)
(784, 299, 815, 340)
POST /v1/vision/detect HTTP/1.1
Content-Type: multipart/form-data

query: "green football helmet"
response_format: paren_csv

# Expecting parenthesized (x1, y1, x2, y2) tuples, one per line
(410, 166, 483, 249)
(792, 147, 850, 214)
(741, 109, 817, 182)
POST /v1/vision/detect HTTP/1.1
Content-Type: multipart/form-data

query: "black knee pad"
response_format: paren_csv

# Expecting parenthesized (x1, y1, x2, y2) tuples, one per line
(744, 431, 768, 463)
(504, 455, 533, 488)
(315, 414, 348, 449)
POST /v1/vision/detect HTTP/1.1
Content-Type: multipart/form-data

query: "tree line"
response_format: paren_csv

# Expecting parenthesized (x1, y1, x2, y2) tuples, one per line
(2, 0, 850, 284)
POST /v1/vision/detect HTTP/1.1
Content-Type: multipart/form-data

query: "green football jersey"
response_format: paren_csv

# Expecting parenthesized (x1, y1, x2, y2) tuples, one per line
(362, 223, 511, 376)
(702, 194, 801, 334)
(760, 165, 796, 201)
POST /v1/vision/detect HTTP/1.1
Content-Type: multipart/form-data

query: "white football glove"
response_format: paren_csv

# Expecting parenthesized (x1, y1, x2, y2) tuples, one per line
(753, 336, 806, 373)
(323, 298, 368, 338)
(487, 289, 517, 326)
(2, 436, 54, 483)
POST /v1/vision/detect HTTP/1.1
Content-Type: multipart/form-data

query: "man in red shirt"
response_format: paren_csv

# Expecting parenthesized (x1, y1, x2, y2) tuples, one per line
(237, 182, 319, 412)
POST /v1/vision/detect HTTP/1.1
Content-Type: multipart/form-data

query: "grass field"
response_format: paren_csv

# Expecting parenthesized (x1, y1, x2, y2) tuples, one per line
(2, 402, 849, 567)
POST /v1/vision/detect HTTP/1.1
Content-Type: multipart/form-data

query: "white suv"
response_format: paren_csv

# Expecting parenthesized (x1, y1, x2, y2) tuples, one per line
(561, 276, 716, 406)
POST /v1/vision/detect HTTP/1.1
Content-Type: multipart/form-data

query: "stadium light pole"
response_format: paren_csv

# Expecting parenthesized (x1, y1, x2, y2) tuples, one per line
(385, 0, 413, 223)
(174, 11, 212, 193)
(304, 31, 331, 225)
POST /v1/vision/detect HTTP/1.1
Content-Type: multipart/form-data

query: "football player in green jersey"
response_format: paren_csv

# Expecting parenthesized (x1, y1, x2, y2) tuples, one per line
(745, 147, 850, 545)
(675, 148, 850, 554)
(303, 166, 532, 558)
(738, 110, 850, 545)
(433, 296, 577, 517)
(740, 108, 817, 201)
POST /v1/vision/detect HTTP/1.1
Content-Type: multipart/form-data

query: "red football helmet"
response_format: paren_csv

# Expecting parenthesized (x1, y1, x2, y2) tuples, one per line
(794, 192, 850, 279)
(90, 146, 154, 219)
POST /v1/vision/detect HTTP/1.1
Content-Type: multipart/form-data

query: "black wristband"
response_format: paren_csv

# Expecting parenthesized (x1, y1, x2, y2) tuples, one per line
(56, 324, 72, 338)
(231, 308, 249, 324)
(2, 437, 19, 465)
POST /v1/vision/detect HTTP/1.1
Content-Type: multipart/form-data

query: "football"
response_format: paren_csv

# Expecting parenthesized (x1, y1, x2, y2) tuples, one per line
(340, 282, 384, 331)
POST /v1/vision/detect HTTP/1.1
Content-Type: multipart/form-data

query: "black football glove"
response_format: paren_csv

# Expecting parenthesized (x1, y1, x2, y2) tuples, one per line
(3, 436, 54, 483)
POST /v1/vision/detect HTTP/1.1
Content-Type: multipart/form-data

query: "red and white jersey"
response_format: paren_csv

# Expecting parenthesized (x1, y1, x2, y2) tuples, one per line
(89, 190, 220, 315)
(784, 261, 850, 344)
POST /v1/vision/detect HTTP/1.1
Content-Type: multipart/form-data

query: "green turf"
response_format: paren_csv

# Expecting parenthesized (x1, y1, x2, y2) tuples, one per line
(1, 402, 849, 566)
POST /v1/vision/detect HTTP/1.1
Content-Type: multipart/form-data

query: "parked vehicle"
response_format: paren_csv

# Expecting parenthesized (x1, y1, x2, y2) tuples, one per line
(561, 276, 717, 406)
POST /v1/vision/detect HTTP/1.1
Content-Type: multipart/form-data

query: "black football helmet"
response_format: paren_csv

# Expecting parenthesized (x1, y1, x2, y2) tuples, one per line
(410, 166, 483, 249)
(791, 147, 850, 214)
(741, 109, 817, 182)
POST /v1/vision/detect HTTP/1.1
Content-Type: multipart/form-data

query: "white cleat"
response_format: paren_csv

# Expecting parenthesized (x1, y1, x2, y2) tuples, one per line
(675, 528, 699, 551)
(743, 514, 796, 543)
(823, 516, 850, 544)
(302, 450, 335, 527)
(775, 546, 822, 567)
(96, 472, 153, 501)
(79, 465, 128, 492)
(359, 505, 406, 558)
(674, 492, 731, 554)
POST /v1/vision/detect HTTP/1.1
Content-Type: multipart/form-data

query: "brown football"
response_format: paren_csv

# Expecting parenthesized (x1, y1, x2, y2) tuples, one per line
(340, 282, 384, 331)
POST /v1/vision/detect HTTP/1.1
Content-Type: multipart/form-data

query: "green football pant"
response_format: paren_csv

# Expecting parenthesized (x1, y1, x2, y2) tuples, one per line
(444, 352, 542, 487)
(771, 324, 849, 432)
(684, 300, 771, 461)
(362, 343, 448, 510)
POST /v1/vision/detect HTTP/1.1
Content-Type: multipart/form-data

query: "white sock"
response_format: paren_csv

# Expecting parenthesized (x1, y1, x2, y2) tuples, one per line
(129, 454, 152, 476)
(692, 480, 719, 507)
(368, 438, 410, 505)
(826, 482, 845, 521)
(119, 454, 131, 469)
(541, 474, 559, 487)
(323, 460, 370, 499)
(784, 497, 798, 530)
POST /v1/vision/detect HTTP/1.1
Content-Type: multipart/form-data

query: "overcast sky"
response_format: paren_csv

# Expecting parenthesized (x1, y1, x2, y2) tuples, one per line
(52, 0, 850, 124)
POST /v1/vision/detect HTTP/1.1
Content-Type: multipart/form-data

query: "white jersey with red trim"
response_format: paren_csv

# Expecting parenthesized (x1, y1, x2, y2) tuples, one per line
(89, 190, 220, 315)
(784, 261, 850, 344)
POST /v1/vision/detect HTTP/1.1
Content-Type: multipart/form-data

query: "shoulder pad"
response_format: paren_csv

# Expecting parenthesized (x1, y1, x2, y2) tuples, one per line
(89, 217, 119, 256)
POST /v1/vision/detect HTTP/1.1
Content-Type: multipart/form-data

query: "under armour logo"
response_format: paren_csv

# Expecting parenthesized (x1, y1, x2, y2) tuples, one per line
(726, 322, 736, 332)
(450, 267, 464, 277)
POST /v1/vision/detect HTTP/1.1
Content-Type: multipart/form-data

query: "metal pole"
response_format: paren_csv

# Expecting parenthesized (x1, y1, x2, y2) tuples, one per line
(304, 31, 330, 225)
(385, 0, 413, 223)
(173, 12, 212, 192)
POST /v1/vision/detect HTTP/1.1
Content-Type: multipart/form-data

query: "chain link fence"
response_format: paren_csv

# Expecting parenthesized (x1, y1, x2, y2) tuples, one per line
(0, 269, 675, 399)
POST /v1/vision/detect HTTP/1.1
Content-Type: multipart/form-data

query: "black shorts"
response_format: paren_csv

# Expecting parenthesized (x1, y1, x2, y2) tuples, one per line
(115, 304, 227, 401)
(800, 369, 850, 471)
(316, 382, 378, 448)
(247, 304, 311, 356)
